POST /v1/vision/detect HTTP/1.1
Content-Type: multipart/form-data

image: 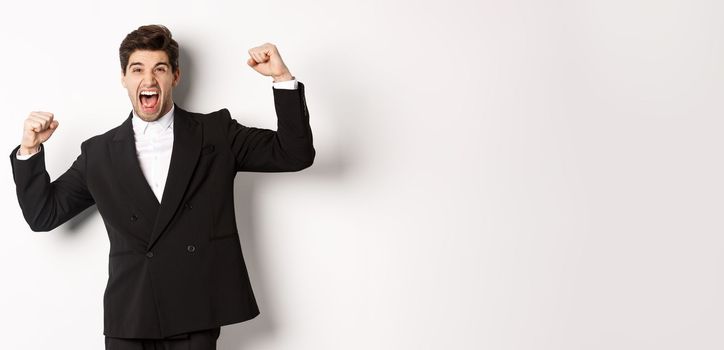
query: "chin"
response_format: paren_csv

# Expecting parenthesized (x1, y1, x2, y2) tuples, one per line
(135, 111, 158, 122)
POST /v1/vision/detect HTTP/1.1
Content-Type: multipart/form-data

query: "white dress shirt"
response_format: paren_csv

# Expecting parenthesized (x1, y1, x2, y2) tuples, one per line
(132, 106, 175, 202)
(16, 79, 299, 203)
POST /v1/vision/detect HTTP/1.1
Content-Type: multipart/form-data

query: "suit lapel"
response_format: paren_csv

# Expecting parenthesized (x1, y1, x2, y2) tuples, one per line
(147, 106, 202, 249)
(110, 114, 161, 226)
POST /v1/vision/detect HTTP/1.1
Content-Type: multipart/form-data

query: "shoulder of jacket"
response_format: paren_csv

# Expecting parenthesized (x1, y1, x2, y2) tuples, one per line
(182, 108, 232, 126)
(84, 127, 116, 147)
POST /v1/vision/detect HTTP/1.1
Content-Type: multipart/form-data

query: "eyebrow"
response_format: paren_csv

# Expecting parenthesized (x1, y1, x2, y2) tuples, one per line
(128, 62, 170, 68)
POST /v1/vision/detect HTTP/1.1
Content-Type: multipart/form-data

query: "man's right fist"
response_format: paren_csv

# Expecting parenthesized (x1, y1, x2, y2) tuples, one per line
(20, 112, 59, 155)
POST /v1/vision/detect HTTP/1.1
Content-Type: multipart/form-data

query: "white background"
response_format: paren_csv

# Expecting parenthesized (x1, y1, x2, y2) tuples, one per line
(1, 0, 723, 349)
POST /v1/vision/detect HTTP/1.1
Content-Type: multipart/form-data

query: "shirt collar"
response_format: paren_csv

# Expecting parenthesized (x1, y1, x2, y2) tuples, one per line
(132, 105, 175, 135)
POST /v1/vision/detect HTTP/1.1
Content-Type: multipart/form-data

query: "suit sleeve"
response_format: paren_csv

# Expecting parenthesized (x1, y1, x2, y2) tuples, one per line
(9, 142, 95, 232)
(226, 82, 315, 172)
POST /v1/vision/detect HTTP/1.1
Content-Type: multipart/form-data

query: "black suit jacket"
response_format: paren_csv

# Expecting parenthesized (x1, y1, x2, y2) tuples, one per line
(9, 83, 314, 339)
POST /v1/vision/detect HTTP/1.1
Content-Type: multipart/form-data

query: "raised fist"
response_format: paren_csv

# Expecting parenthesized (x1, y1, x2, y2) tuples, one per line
(20, 111, 59, 155)
(246, 43, 293, 82)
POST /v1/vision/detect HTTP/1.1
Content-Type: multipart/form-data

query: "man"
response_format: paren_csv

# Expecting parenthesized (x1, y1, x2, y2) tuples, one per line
(9, 25, 314, 349)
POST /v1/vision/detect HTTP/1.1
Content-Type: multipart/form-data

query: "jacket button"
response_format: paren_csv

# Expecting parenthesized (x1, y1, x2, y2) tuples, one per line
(184, 202, 193, 210)
(146, 251, 154, 258)
(130, 215, 138, 222)
(187, 245, 196, 253)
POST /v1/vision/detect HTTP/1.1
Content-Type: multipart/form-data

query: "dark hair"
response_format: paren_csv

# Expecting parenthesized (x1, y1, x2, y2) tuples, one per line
(119, 24, 179, 74)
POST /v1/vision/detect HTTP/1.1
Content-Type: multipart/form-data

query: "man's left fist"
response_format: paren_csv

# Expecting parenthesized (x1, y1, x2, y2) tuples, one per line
(247, 43, 293, 82)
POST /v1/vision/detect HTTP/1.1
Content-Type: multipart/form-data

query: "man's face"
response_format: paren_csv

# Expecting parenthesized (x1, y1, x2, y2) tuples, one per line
(121, 50, 180, 122)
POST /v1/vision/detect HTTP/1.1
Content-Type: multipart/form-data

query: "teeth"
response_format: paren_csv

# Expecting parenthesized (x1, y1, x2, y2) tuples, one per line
(140, 91, 158, 96)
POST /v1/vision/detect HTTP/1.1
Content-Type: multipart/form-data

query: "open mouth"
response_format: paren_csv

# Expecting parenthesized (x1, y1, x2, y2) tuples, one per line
(139, 90, 160, 113)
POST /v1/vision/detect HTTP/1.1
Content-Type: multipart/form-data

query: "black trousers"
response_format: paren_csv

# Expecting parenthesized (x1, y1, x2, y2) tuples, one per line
(105, 327, 221, 350)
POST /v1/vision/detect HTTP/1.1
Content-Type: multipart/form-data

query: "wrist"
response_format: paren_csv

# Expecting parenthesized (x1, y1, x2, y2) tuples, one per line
(272, 72, 294, 82)
(19, 145, 39, 155)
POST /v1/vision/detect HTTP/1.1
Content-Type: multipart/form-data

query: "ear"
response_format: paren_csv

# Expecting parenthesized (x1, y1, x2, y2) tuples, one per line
(121, 71, 127, 88)
(173, 69, 181, 87)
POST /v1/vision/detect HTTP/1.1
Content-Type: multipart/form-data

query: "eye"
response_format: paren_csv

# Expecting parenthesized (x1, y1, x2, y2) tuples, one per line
(155, 66, 167, 73)
(131, 67, 142, 73)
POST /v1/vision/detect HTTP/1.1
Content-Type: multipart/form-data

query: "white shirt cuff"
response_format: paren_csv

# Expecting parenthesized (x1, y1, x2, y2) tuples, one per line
(272, 78, 298, 90)
(16, 146, 40, 160)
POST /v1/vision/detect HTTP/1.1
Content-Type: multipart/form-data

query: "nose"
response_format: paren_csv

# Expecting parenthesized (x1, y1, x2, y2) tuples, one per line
(143, 70, 157, 86)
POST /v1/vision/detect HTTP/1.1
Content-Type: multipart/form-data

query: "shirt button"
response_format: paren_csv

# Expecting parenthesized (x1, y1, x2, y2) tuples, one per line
(146, 251, 154, 258)
(184, 202, 193, 210)
(130, 215, 138, 222)
(187, 245, 196, 253)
